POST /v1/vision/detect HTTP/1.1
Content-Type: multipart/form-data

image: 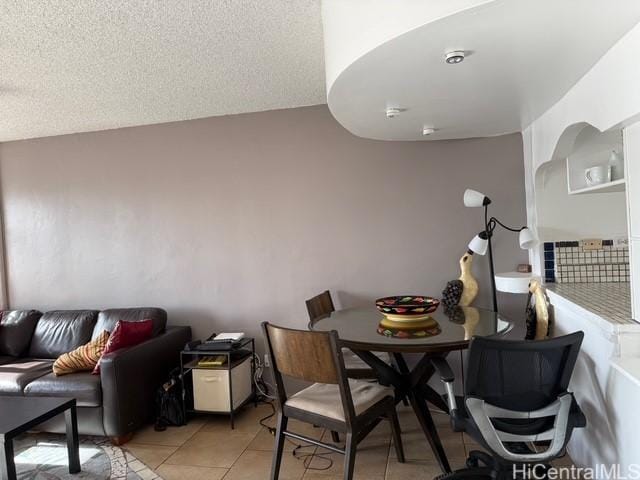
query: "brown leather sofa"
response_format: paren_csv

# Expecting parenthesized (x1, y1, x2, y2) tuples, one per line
(0, 307, 191, 443)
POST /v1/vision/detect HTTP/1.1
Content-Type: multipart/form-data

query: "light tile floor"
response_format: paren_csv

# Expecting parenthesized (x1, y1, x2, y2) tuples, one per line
(126, 403, 575, 480)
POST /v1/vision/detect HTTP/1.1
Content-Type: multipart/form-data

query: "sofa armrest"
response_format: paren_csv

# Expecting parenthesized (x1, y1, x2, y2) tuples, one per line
(100, 326, 191, 438)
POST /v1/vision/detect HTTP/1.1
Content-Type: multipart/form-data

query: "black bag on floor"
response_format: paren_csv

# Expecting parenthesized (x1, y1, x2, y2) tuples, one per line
(154, 367, 185, 431)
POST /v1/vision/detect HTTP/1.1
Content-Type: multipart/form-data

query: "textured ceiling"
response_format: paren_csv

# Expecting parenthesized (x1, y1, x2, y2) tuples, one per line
(0, 1, 325, 142)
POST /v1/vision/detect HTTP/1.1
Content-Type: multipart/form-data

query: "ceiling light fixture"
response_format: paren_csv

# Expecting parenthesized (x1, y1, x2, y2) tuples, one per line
(422, 127, 435, 136)
(445, 50, 465, 64)
(385, 107, 402, 118)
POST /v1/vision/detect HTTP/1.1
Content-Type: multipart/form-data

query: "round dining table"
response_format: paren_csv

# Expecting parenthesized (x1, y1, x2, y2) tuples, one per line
(310, 305, 511, 474)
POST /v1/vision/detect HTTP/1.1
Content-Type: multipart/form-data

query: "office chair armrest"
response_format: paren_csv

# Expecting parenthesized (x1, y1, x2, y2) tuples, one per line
(430, 356, 457, 412)
(481, 397, 568, 419)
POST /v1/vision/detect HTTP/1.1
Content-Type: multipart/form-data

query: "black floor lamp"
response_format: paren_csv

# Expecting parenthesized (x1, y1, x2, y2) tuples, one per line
(463, 189, 538, 313)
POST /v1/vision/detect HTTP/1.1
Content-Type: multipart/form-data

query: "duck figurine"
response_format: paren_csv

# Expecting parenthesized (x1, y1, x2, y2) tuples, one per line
(441, 252, 479, 308)
(460, 306, 480, 339)
(529, 280, 550, 339)
(458, 252, 479, 306)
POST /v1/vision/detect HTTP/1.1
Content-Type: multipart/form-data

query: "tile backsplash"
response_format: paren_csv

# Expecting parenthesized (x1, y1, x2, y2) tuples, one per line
(544, 240, 630, 284)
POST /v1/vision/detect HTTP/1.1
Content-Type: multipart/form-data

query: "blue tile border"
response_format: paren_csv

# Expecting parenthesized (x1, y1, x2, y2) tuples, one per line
(544, 269, 555, 282)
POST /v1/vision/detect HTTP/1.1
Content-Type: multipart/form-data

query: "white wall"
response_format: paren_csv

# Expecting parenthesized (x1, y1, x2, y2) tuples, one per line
(608, 362, 640, 473)
(551, 301, 620, 469)
(523, 18, 640, 472)
(524, 22, 640, 274)
(525, 22, 640, 170)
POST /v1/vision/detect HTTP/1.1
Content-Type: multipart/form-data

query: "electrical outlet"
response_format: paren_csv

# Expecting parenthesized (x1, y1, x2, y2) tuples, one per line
(263, 354, 270, 368)
(614, 237, 629, 248)
(581, 239, 603, 251)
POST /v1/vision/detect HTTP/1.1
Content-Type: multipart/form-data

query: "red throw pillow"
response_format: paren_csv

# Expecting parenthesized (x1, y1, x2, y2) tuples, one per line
(92, 319, 153, 374)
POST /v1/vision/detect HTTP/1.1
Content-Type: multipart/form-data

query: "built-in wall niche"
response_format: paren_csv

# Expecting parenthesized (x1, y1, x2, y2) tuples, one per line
(566, 126, 624, 194)
(535, 158, 628, 241)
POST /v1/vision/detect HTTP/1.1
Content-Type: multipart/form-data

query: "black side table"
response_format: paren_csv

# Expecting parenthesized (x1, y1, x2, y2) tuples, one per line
(180, 337, 256, 429)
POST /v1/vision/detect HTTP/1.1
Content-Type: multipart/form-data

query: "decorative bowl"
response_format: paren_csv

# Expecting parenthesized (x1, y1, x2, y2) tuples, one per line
(375, 295, 440, 322)
(377, 317, 441, 339)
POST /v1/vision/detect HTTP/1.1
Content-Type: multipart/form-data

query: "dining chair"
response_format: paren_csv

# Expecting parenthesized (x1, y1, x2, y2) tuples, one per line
(305, 290, 335, 322)
(305, 290, 390, 379)
(262, 322, 405, 480)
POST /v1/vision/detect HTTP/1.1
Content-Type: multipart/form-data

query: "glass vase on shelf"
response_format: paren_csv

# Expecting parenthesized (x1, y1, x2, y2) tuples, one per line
(609, 150, 624, 181)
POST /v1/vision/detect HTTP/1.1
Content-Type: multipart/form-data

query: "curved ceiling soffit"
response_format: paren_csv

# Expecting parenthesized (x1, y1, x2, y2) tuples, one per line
(321, 0, 494, 91)
(323, 0, 640, 142)
(323, 1, 499, 142)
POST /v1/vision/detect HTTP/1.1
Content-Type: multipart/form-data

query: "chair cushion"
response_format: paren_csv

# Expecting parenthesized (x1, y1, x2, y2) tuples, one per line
(24, 371, 102, 407)
(92, 308, 167, 340)
(0, 359, 52, 394)
(28, 310, 99, 359)
(53, 330, 110, 376)
(0, 310, 42, 357)
(342, 349, 390, 371)
(285, 379, 394, 421)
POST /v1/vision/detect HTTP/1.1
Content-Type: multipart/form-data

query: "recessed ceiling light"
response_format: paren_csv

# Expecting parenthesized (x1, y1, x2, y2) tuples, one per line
(386, 107, 402, 118)
(445, 50, 465, 64)
(422, 127, 435, 136)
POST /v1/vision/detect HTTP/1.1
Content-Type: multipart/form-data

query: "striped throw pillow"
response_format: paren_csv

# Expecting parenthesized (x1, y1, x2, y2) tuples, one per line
(53, 330, 110, 376)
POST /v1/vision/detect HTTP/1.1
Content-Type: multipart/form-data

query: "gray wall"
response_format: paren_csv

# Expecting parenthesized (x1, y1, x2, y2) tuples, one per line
(0, 105, 527, 343)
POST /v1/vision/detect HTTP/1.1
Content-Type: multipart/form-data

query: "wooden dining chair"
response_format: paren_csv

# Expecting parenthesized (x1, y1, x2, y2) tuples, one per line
(262, 322, 405, 480)
(305, 290, 390, 379)
(305, 290, 335, 322)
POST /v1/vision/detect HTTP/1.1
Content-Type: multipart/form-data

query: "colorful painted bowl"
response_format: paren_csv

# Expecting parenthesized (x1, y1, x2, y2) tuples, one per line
(377, 317, 441, 339)
(375, 295, 440, 322)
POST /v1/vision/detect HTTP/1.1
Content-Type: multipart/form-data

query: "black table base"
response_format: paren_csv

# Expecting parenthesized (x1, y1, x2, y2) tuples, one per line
(354, 350, 452, 473)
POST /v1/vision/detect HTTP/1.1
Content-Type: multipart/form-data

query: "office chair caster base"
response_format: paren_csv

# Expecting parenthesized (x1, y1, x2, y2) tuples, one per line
(466, 450, 494, 469)
(434, 467, 493, 480)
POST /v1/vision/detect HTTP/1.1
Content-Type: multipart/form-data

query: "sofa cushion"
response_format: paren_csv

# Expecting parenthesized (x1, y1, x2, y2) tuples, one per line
(0, 356, 16, 366)
(0, 359, 52, 395)
(53, 330, 110, 376)
(24, 371, 102, 407)
(92, 308, 167, 340)
(93, 320, 153, 374)
(0, 310, 42, 357)
(28, 310, 98, 359)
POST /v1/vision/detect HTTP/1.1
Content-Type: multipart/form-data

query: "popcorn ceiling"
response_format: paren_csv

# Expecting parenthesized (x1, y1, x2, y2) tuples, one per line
(0, 1, 326, 142)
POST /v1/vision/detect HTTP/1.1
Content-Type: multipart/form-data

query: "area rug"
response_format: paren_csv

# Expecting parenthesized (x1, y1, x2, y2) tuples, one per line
(12, 433, 162, 480)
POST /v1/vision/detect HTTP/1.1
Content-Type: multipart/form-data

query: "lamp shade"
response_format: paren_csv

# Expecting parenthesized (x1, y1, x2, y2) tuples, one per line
(463, 189, 490, 207)
(468, 232, 488, 255)
(519, 227, 538, 250)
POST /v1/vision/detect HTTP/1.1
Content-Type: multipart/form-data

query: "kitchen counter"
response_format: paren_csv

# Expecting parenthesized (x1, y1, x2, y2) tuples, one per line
(545, 282, 635, 327)
(545, 283, 640, 470)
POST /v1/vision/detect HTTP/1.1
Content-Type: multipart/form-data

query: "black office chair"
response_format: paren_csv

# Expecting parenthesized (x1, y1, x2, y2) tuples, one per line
(431, 332, 586, 480)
